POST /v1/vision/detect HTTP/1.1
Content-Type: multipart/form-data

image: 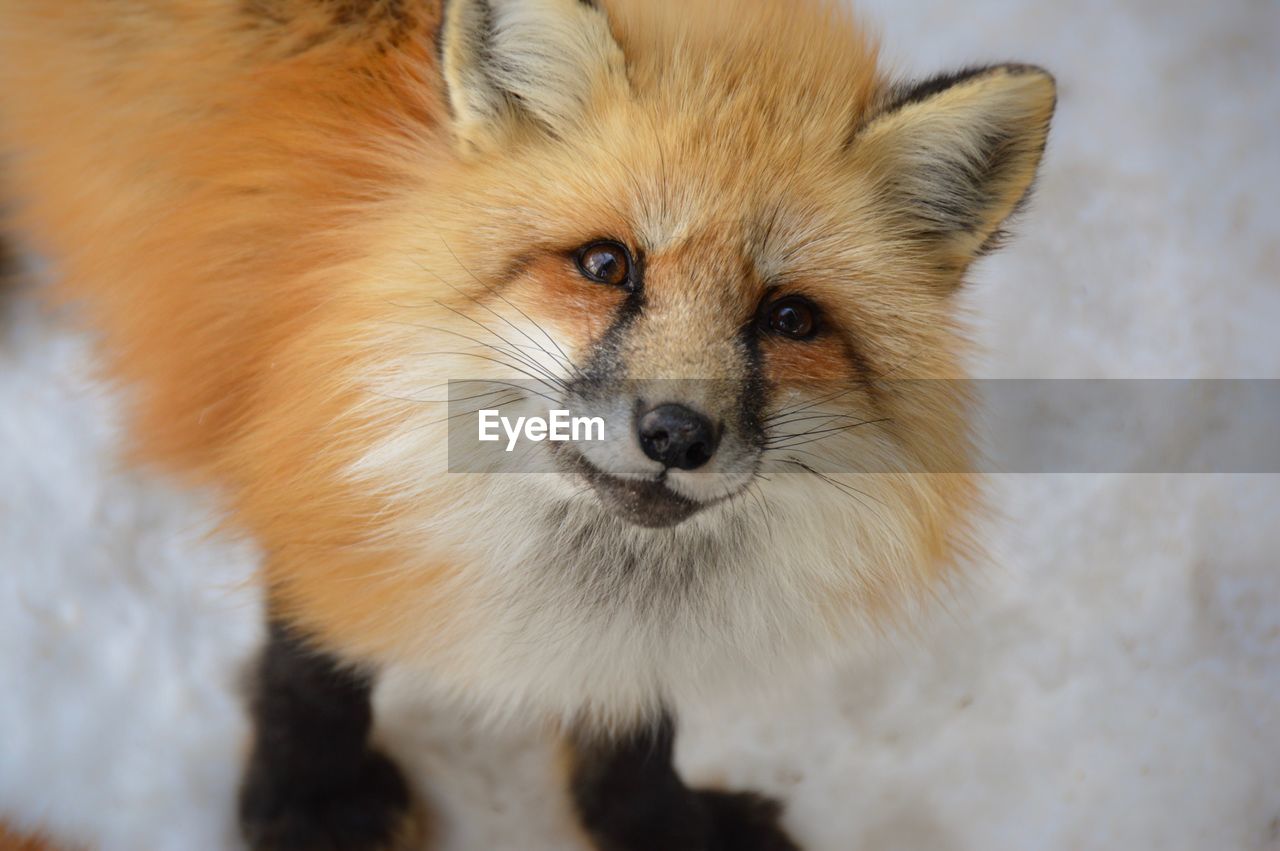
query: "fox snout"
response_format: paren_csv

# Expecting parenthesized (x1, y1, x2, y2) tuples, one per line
(553, 375, 762, 528)
(636, 403, 719, 471)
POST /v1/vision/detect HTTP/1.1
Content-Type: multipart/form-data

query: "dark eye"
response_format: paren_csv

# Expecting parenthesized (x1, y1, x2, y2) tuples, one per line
(763, 296, 818, 340)
(576, 241, 631, 287)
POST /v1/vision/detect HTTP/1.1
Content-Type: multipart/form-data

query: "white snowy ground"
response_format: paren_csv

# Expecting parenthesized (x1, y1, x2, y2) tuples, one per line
(2, 0, 1279, 848)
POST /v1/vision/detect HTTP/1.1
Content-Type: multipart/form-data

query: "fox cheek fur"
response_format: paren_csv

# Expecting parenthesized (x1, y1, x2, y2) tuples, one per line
(0, 0, 1054, 847)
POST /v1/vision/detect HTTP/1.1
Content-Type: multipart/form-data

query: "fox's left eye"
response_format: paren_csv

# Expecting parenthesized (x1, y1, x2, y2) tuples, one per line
(763, 296, 819, 340)
(576, 241, 631, 287)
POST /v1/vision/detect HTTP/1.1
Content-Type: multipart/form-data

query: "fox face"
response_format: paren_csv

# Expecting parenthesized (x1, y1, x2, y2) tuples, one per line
(242, 0, 1052, 720)
(383, 0, 1052, 504)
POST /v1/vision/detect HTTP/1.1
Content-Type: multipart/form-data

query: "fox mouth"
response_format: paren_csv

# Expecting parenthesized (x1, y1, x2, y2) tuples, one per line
(560, 450, 706, 528)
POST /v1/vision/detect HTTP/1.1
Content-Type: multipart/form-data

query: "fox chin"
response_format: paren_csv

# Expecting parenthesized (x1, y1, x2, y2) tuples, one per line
(0, 0, 1055, 847)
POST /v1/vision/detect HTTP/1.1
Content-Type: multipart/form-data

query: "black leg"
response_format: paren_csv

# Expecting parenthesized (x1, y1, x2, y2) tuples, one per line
(239, 620, 421, 851)
(567, 713, 801, 851)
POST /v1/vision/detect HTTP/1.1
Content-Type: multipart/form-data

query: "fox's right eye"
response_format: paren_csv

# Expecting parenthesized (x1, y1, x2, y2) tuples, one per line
(576, 241, 632, 288)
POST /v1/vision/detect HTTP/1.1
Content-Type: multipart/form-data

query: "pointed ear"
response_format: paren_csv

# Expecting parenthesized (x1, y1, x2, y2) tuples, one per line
(439, 0, 628, 152)
(854, 64, 1056, 271)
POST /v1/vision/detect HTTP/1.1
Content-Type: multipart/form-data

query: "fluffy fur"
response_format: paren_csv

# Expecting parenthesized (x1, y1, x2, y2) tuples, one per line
(0, 0, 1051, 731)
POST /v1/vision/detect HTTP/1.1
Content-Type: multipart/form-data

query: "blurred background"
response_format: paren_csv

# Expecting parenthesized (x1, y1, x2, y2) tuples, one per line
(2, 0, 1278, 848)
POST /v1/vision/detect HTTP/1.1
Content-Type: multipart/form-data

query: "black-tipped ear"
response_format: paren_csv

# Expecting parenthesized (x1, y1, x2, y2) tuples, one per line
(852, 64, 1056, 266)
(439, 0, 628, 152)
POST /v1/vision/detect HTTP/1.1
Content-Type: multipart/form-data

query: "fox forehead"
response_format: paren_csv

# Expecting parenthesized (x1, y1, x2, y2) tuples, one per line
(604, 0, 884, 124)
(475, 118, 886, 299)
(444, 0, 887, 249)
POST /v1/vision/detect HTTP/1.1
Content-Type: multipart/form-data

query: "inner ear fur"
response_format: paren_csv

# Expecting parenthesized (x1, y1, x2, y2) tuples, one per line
(439, 0, 628, 152)
(852, 64, 1057, 268)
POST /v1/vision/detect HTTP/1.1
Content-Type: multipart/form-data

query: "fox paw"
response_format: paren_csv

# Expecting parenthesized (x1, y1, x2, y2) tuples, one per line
(239, 748, 424, 851)
(698, 790, 801, 851)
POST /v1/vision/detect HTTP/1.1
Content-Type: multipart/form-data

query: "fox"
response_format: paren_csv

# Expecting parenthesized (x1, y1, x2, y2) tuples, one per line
(0, 0, 1055, 848)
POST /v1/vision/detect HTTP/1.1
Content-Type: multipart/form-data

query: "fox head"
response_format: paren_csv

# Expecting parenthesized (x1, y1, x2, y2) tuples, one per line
(252, 0, 1055, 719)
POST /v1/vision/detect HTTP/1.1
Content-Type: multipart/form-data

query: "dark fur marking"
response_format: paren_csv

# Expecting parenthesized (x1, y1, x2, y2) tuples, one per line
(239, 621, 416, 850)
(569, 251, 647, 399)
(902, 125, 1018, 237)
(874, 63, 1047, 127)
(832, 326, 886, 404)
(843, 62, 1045, 153)
(568, 713, 800, 851)
(0, 234, 20, 329)
(738, 308, 769, 454)
(883, 65, 997, 116)
(0, 234, 14, 282)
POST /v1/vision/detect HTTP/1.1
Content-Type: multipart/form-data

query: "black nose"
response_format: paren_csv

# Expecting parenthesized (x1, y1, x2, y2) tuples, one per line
(637, 404, 718, 470)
